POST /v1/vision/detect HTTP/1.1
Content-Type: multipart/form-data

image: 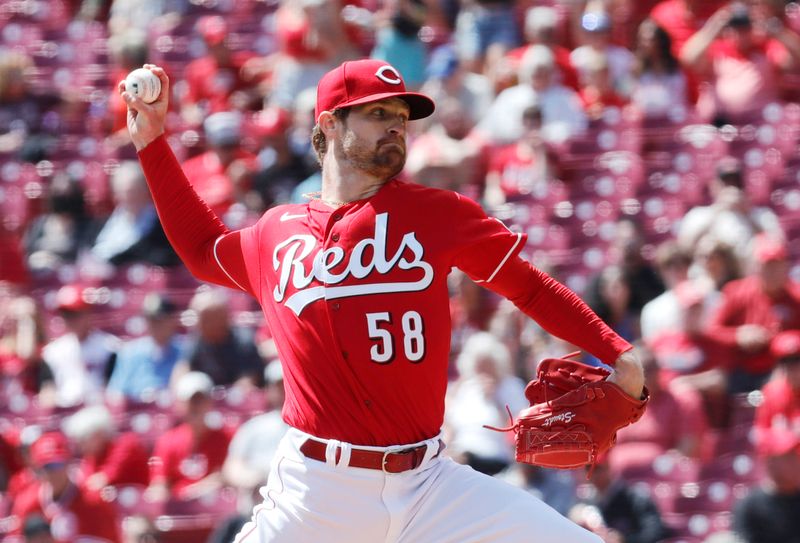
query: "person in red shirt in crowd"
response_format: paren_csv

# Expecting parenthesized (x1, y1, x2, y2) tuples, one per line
(650, 0, 728, 104)
(733, 427, 800, 542)
(1, 429, 23, 492)
(146, 371, 233, 502)
(681, 2, 800, 124)
(181, 16, 262, 126)
(0, 295, 56, 402)
(63, 405, 149, 492)
(484, 104, 559, 207)
(650, 0, 728, 57)
(267, 0, 359, 109)
(505, 6, 580, 91)
(181, 111, 259, 219)
(648, 281, 731, 428)
(10, 432, 121, 542)
(707, 235, 800, 394)
(754, 330, 800, 439)
(577, 51, 629, 121)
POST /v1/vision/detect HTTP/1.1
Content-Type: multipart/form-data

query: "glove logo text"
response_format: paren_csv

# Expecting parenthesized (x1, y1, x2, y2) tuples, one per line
(542, 411, 575, 428)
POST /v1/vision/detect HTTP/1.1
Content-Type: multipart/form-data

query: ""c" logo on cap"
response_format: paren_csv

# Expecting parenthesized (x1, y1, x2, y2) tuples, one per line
(375, 66, 402, 85)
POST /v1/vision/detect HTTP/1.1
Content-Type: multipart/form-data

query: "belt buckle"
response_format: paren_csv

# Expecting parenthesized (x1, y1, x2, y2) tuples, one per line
(381, 449, 394, 473)
(381, 445, 420, 473)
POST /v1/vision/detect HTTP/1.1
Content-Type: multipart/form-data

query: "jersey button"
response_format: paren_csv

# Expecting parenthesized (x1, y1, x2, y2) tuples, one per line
(331, 233, 340, 242)
(332, 302, 341, 310)
(333, 214, 343, 221)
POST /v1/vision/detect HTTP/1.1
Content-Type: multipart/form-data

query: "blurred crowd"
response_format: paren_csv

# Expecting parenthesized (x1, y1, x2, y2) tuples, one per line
(2, 0, 800, 542)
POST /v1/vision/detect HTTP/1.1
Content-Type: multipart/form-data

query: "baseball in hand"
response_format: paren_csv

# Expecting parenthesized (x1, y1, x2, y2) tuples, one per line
(125, 68, 162, 104)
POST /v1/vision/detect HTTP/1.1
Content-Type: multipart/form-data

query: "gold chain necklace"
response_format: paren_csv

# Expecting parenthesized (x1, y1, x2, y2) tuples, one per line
(302, 191, 349, 207)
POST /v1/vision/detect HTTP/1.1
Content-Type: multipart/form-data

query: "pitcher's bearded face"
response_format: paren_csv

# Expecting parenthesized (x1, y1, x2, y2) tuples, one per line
(334, 99, 410, 180)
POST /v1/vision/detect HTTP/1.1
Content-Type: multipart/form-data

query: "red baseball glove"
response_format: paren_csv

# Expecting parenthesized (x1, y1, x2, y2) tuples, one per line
(487, 352, 649, 470)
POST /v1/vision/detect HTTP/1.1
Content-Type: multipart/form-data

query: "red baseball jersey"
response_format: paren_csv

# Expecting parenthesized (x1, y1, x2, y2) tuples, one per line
(139, 136, 630, 446)
(149, 423, 233, 498)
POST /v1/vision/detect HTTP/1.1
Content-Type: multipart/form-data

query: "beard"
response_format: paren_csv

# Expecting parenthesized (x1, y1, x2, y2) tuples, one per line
(336, 129, 406, 180)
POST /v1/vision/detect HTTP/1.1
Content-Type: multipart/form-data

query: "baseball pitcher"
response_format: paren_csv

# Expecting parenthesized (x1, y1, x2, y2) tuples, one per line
(120, 59, 646, 543)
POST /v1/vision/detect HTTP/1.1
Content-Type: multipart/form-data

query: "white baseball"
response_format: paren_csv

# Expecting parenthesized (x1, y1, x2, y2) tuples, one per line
(125, 68, 162, 104)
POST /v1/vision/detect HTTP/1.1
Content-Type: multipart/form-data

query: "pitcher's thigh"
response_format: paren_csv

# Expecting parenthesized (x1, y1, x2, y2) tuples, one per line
(400, 459, 602, 543)
(234, 455, 390, 543)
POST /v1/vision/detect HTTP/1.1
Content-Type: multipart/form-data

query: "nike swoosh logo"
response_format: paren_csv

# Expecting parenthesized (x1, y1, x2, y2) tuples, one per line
(280, 212, 306, 222)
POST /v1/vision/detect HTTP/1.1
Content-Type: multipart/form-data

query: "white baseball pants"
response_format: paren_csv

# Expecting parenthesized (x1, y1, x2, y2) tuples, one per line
(233, 428, 601, 543)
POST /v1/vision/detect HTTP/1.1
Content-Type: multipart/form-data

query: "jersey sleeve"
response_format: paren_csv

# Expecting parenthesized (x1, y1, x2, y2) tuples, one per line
(482, 254, 632, 365)
(137, 135, 255, 296)
(447, 193, 525, 283)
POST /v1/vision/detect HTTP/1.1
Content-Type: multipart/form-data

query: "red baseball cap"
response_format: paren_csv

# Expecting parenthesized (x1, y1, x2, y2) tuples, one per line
(30, 432, 71, 468)
(757, 427, 800, 457)
(197, 15, 228, 45)
(771, 330, 800, 360)
(55, 284, 89, 312)
(248, 107, 292, 138)
(753, 234, 787, 263)
(315, 59, 435, 122)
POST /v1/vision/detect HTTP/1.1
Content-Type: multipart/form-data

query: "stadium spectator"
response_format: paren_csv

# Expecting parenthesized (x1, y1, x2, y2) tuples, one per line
(181, 15, 262, 125)
(248, 106, 313, 211)
(677, 156, 783, 262)
(21, 514, 54, 543)
(647, 282, 729, 428)
(370, 0, 428, 90)
(478, 44, 587, 145)
(586, 217, 665, 320)
(147, 371, 232, 502)
(446, 332, 527, 475)
(576, 50, 629, 122)
(570, 455, 672, 543)
(1, 430, 23, 492)
(107, 292, 184, 402)
(754, 331, 800, 437)
(453, 0, 520, 74)
(419, 44, 494, 129)
(5, 425, 43, 508)
(63, 405, 149, 491)
(650, 0, 727, 57)
(691, 237, 742, 305)
(108, 0, 180, 37)
(640, 241, 694, 342)
(733, 428, 800, 542)
(681, 2, 800, 125)
(220, 361, 288, 540)
(23, 172, 96, 274)
(120, 515, 160, 543)
(571, 10, 636, 98)
(609, 344, 708, 476)
(707, 234, 800, 393)
(90, 161, 177, 267)
(405, 95, 485, 196)
(631, 18, 689, 118)
(267, 0, 357, 109)
(42, 284, 120, 407)
(586, 265, 640, 344)
(223, 360, 287, 491)
(0, 295, 55, 402)
(0, 50, 60, 162)
(180, 111, 259, 219)
(175, 289, 265, 388)
(506, 6, 580, 91)
(10, 432, 121, 542)
(484, 104, 559, 207)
